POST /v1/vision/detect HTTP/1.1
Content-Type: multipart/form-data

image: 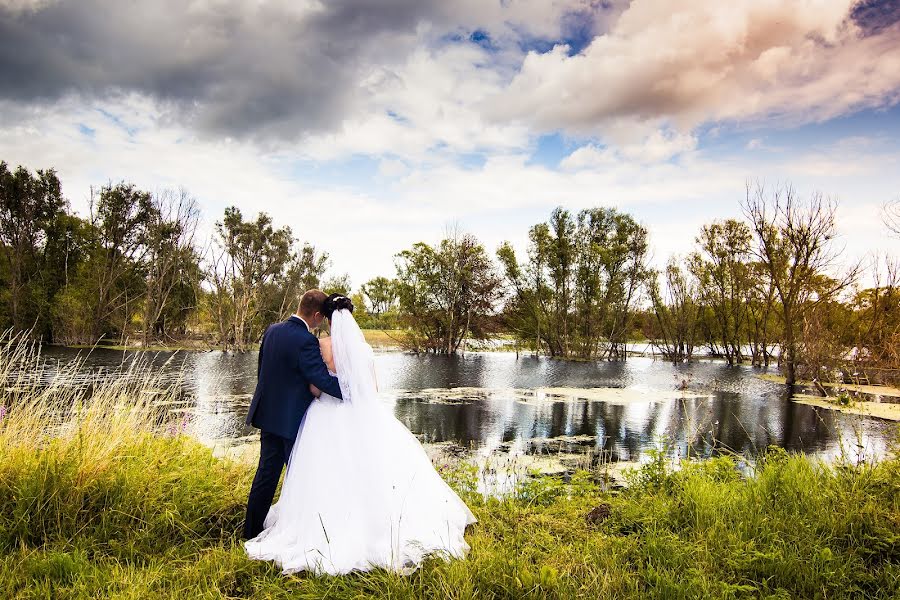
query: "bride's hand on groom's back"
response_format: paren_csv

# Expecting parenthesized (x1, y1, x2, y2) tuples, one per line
(309, 383, 322, 398)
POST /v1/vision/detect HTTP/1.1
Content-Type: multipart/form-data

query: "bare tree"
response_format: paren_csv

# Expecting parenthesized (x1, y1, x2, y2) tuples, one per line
(743, 182, 858, 387)
(883, 198, 900, 237)
(141, 189, 201, 347)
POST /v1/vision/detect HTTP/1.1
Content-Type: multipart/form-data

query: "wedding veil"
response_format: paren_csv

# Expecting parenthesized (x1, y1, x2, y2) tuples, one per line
(329, 309, 378, 407)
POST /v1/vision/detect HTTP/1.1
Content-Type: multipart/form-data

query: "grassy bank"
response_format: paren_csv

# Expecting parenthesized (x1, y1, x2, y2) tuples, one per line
(60, 329, 406, 352)
(2, 337, 900, 598)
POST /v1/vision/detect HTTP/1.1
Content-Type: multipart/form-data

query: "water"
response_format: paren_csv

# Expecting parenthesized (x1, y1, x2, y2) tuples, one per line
(37, 346, 894, 466)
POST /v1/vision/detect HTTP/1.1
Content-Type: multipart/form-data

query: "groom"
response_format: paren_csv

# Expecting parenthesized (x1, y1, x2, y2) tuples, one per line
(243, 289, 343, 540)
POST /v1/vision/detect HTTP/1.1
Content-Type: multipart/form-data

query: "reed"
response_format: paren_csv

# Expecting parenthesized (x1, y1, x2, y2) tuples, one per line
(1, 334, 898, 599)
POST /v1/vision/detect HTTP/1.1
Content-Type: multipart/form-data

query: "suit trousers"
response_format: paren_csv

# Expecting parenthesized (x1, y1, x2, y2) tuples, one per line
(243, 430, 295, 539)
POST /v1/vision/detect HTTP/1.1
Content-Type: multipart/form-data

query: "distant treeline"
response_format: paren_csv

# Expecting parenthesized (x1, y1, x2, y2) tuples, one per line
(1, 160, 898, 386)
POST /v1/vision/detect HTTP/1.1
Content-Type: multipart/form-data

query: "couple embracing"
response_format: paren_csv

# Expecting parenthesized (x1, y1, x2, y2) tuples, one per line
(243, 290, 475, 575)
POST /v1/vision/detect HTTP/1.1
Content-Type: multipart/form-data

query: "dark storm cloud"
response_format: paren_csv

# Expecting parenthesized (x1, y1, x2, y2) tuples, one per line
(852, 0, 900, 35)
(0, 0, 444, 140)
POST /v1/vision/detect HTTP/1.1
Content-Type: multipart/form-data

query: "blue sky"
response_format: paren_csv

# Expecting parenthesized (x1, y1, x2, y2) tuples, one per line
(0, 0, 898, 287)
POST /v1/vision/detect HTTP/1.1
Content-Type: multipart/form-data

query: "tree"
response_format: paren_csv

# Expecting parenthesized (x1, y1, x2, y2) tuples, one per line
(846, 256, 900, 383)
(0, 161, 66, 332)
(649, 257, 701, 362)
(572, 208, 648, 359)
(323, 274, 351, 295)
(884, 198, 900, 237)
(207, 207, 293, 350)
(743, 183, 857, 387)
(395, 230, 501, 354)
(497, 207, 648, 359)
(141, 189, 201, 346)
(744, 260, 779, 367)
(361, 276, 399, 315)
(497, 224, 552, 355)
(78, 182, 154, 342)
(688, 219, 753, 365)
(261, 242, 329, 324)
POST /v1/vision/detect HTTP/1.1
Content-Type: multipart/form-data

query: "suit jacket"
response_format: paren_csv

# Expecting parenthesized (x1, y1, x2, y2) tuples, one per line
(246, 315, 343, 440)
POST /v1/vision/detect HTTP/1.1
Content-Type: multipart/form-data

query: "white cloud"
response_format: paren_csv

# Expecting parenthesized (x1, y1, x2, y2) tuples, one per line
(491, 0, 900, 136)
(562, 130, 698, 169)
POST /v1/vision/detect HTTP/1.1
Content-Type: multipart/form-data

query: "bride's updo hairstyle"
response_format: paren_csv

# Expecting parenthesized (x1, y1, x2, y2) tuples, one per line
(322, 293, 354, 320)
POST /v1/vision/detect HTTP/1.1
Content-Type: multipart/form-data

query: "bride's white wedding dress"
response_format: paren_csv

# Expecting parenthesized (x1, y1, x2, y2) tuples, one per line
(244, 309, 476, 575)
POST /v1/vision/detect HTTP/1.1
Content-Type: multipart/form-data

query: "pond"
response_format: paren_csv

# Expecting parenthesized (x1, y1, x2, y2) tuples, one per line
(36, 346, 894, 472)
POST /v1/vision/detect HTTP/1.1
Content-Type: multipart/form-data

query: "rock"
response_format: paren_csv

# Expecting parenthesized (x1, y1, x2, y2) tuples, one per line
(586, 503, 611, 526)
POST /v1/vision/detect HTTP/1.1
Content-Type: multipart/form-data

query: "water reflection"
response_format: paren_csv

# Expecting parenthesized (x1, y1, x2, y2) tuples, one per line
(39, 346, 893, 464)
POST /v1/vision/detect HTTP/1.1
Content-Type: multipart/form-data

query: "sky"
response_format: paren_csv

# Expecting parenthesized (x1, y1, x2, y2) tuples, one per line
(1, 0, 899, 288)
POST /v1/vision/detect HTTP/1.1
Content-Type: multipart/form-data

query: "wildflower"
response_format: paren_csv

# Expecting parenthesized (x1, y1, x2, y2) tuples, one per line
(178, 413, 193, 433)
(0, 405, 6, 422)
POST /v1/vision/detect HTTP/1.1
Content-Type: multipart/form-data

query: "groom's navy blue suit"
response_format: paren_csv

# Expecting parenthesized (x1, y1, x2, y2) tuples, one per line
(243, 315, 342, 539)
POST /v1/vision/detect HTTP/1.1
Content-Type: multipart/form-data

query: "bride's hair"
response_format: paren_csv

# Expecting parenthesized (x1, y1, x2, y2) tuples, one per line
(322, 293, 354, 319)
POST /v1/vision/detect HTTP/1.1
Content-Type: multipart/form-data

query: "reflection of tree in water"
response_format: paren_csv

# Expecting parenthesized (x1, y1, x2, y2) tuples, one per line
(778, 395, 838, 453)
(36, 347, 890, 461)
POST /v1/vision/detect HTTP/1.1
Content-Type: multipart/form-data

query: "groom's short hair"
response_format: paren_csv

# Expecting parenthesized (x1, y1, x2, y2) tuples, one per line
(298, 289, 327, 319)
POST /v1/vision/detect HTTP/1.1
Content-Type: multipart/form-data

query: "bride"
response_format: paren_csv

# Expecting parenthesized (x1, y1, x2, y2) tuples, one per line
(244, 294, 476, 575)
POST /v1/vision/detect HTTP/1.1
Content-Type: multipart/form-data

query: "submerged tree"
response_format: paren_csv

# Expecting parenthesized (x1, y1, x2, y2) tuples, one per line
(743, 183, 857, 387)
(688, 219, 753, 365)
(498, 207, 648, 359)
(649, 257, 701, 362)
(395, 230, 501, 354)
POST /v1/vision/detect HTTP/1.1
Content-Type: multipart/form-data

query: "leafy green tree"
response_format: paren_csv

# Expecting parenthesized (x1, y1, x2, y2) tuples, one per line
(258, 242, 329, 326)
(87, 183, 154, 342)
(498, 207, 648, 359)
(141, 189, 202, 346)
(0, 161, 66, 333)
(745, 261, 780, 367)
(323, 274, 351, 296)
(361, 276, 399, 315)
(395, 231, 501, 354)
(207, 207, 293, 350)
(649, 257, 701, 362)
(688, 219, 753, 365)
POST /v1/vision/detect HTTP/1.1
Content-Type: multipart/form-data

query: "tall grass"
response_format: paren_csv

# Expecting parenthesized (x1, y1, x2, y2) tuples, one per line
(1, 334, 898, 598)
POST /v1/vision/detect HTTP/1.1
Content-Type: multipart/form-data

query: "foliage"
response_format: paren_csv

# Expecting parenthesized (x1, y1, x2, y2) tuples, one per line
(648, 257, 701, 362)
(206, 207, 328, 350)
(743, 183, 858, 386)
(0, 161, 67, 337)
(1, 160, 899, 386)
(498, 207, 648, 359)
(688, 219, 754, 364)
(395, 229, 501, 353)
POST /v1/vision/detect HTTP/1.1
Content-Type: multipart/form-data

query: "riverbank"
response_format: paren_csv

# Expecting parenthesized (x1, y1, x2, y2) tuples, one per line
(59, 329, 408, 353)
(2, 411, 898, 597)
(758, 373, 900, 398)
(793, 393, 900, 422)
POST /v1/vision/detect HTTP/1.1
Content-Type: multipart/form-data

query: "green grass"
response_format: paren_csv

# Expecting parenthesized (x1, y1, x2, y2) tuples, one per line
(1, 333, 899, 598)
